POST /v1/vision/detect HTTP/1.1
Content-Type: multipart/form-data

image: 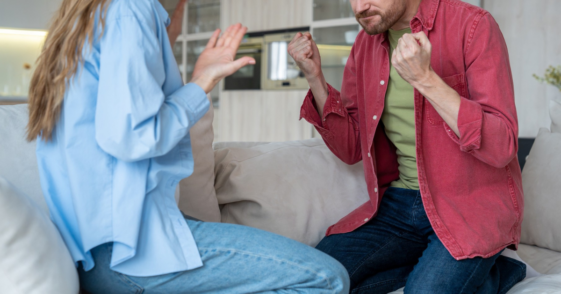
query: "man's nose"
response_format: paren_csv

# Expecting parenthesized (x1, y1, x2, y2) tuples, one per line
(352, 0, 372, 15)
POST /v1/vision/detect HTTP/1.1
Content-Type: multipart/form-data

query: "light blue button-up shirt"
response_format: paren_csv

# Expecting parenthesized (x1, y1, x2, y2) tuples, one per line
(36, 0, 209, 276)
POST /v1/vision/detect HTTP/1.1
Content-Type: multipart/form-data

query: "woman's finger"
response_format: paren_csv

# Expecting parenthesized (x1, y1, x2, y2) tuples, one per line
(225, 56, 256, 76)
(223, 24, 242, 48)
(217, 23, 240, 47)
(228, 26, 248, 50)
(206, 29, 221, 49)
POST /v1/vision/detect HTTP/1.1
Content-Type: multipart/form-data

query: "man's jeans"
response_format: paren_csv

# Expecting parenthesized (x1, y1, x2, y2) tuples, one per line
(79, 220, 350, 294)
(316, 187, 526, 294)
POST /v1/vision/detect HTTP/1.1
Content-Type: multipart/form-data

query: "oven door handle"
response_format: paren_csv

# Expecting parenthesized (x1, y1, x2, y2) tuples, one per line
(237, 49, 262, 54)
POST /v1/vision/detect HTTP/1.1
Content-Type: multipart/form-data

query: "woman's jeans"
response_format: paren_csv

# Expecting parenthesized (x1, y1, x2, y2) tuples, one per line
(79, 220, 350, 294)
(316, 187, 526, 294)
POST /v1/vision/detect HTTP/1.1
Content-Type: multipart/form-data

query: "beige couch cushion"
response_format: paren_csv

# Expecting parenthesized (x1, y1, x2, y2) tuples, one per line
(214, 139, 370, 247)
(0, 177, 79, 294)
(521, 128, 561, 253)
(518, 244, 561, 275)
(177, 95, 221, 222)
(0, 104, 48, 213)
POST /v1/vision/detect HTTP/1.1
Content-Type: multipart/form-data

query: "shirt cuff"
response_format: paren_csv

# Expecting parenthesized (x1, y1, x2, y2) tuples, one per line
(170, 83, 211, 126)
(444, 97, 483, 152)
(299, 83, 345, 129)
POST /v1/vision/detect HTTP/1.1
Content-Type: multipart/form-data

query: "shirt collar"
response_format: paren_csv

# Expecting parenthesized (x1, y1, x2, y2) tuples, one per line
(411, 0, 440, 31)
(377, 0, 440, 45)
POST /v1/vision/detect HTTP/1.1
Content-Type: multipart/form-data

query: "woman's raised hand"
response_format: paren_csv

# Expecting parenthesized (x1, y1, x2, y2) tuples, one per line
(190, 24, 256, 93)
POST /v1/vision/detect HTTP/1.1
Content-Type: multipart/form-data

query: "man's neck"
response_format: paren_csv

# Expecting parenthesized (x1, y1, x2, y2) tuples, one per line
(390, 0, 423, 31)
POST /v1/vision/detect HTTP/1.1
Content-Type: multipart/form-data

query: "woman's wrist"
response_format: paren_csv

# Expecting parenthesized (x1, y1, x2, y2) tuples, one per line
(190, 74, 216, 94)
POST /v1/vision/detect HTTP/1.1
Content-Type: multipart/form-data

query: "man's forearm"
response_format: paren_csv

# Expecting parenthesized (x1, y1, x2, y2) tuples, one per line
(307, 74, 329, 118)
(413, 71, 462, 137)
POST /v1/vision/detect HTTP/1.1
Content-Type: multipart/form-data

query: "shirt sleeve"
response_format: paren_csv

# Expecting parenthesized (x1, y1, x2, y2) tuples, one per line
(444, 12, 519, 168)
(299, 45, 362, 165)
(94, 15, 209, 162)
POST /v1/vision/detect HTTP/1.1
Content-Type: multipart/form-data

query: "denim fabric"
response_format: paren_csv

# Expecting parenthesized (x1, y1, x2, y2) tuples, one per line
(316, 187, 526, 294)
(79, 219, 350, 294)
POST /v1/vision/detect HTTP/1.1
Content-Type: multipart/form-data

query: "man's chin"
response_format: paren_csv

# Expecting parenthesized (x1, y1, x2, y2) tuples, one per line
(358, 18, 388, 35)
(360, 23, 386, 36)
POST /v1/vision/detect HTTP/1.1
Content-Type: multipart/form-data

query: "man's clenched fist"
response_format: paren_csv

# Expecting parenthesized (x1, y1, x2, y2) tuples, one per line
(288, 32, 323, 80)
(392, 32, 433, 88)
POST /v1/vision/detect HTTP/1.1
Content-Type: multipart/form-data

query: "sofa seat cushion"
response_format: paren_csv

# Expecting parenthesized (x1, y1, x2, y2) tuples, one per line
(0, 177, 79, 294)
(518, 244, 561, 275)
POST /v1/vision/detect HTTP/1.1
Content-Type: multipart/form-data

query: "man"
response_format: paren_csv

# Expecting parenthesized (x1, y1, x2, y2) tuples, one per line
(288, 0, 526, 293)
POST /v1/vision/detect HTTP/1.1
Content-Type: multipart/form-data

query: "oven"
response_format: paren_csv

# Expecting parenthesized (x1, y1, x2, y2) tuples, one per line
(224, 37, 263, 90)
(261, 32, 310, 90)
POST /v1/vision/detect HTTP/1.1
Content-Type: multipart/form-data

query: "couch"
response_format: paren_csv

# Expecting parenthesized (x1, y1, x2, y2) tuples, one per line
(1, 101, 561, 293)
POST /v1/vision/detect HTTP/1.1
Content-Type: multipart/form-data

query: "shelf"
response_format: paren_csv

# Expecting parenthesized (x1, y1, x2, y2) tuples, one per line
(0, 96, 27, 102)
(322, 65, 346, 69)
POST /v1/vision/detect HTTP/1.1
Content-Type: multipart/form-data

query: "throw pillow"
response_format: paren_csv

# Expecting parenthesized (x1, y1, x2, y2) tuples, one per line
(214, 139, 370, 247)
(0, 177, 79, 294)
(177, 94, 221, 222)
(521, 128, 561, 252)
(0, 104, 48, 214)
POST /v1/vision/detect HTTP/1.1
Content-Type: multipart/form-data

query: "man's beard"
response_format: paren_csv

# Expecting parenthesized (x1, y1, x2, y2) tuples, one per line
(355, 2, 407, 35)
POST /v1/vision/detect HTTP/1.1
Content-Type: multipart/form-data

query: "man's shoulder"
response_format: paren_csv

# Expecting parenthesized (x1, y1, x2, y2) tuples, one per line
(439, 0, 487, 15)
(436, 0, 498, 41)
(438, 0, 490, 24)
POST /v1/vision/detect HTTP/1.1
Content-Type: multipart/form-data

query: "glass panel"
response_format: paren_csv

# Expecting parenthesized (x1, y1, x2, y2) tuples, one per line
(188, 0, 221, 34)
(267, 41, 300, 81)
(187, 39, 219, 106)
(173, 41, 184, 81)
(313, 24, 359, 91)
(313, 0, 354, 21)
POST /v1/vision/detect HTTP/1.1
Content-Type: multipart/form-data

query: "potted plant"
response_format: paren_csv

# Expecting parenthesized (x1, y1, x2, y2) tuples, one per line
(534, 65, 561, 93)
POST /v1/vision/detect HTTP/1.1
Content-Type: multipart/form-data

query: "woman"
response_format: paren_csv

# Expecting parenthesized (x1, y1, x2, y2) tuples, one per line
(27, 0, 350, 293)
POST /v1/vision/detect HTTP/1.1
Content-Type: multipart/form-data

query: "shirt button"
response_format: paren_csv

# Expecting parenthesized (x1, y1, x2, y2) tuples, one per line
(380, 80, 385, 85)
(375, 188, 378, 193)
(373, 115, 378, 120)
(367, 152, 371, 157)
(364, 218, 369, 222)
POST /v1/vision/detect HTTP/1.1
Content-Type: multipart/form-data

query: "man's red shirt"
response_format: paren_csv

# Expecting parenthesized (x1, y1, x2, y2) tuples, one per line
(300, 0, 523, 260)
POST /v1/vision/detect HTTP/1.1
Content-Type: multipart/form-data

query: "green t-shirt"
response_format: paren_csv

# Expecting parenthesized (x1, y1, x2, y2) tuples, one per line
(381, 28, 419, 190)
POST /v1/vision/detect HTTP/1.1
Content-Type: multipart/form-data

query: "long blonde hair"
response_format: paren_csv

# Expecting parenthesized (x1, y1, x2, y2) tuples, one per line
(27, 0, 111, 142)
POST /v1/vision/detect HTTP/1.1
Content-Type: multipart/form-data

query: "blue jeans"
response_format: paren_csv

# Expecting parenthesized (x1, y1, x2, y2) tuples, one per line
(316, 187, 526, 294)
(79, 219, 350, 294)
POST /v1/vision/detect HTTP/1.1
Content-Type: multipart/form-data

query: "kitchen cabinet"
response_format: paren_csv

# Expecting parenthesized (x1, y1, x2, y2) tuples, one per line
(311, 1, 358, 92)
(313, 24, 358, 91)
(158, 0, 221, 107)
(188, 0, 221, 34)
(313, 0, 354, 22)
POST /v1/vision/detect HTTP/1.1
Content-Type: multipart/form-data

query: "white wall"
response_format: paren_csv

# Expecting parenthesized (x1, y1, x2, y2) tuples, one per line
(463, 0, 482, 6)
(484, 0, 561, 138)
(0, 0, 62, 30)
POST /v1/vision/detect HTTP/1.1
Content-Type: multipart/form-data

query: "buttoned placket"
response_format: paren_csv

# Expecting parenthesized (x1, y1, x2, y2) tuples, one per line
(367, 37, 392, 205)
